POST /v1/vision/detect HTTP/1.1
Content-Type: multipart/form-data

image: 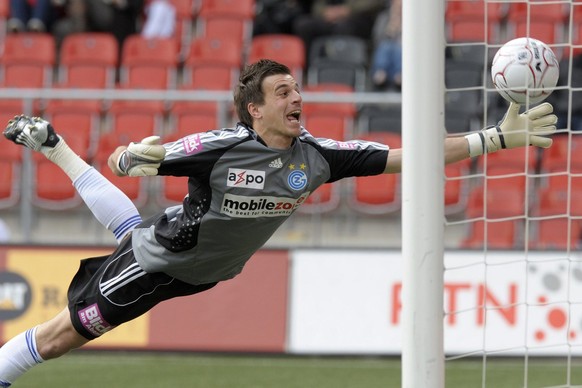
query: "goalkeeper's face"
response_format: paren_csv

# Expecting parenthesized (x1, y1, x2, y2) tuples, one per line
(250, 73, 303, 148)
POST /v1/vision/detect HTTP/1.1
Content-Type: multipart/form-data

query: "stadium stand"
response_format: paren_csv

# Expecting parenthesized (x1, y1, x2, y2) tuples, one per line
(445, 1, 507, 43)
(505, 2, 569, 44)
(461, 219, 523, 250)
(307, 35, 369, 91)
(248, 34, 305, 84)
(182, 36, 242, 90)
(302, 83, 356, 139)
(167, 0, 196, 60)
(58, 32, 119, 89)
(0, 128, 22, 209)
(119, 34, 179, 90)
(357, 104, 402, 134)
(195, 0, 255, 51)
(529, 216, 582, 250)
(0, 33, 56, 113)
(348, 132, 401, 215)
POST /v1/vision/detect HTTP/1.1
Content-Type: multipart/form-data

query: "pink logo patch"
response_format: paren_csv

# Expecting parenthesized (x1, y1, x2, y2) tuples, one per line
(78, 304, 114, 337)
(182, 134, 203, 154)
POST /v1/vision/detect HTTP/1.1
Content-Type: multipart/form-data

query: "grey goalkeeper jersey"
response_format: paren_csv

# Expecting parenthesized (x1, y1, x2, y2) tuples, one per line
(132, 123, 389, 284)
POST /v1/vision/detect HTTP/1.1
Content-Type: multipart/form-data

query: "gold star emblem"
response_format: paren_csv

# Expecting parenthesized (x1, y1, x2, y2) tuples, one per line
(289, 164, 295, 170)
(300, 163, 307, 170)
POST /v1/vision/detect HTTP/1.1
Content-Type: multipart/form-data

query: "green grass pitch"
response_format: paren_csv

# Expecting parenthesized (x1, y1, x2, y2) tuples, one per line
(16, 351, 582, 387)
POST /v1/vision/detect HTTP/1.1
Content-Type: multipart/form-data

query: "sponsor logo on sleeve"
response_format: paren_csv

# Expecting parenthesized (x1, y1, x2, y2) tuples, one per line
(182, 134, 203, 154)
(338, 142, 358, 150)
(227, 168, 265, 189)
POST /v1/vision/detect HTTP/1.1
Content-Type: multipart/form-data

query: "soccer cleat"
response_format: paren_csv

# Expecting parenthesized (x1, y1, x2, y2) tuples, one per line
(3, 115, 60, 151)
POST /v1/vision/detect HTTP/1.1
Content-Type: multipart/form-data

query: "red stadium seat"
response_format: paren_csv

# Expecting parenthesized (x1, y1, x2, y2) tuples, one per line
(302, 115, 347, 142)
(466, 176, 528, 220)
(445, 1, 507, 43)
(348, 132, 401, 215)
(505, 2, 568, 45)
(160, 175, 189, 205)
(248, 34, 305, 83)
(58, 32, 119, 89)
(0, 33, 56, 88)
(461, 220, 522, 249)
(197, 16, 250, 49)
(540, 134, 582, 173)
(535, 174, 582, 218)
(104, 105, 161, 144)
(302, 84, 356, 119)
(529, 217, 582, 250)
(167, 105, 219, 141)
(196, 0, 255, 19)
(182, 36, 242, 90)
(476, 146, 538, 175)
(0, 33, 56, 113)
(303, 84, 356, 140)
(120, 35, 179, 89)
(196, 0, 255, 47)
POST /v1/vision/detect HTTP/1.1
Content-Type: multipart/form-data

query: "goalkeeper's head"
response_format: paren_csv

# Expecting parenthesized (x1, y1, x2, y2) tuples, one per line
(234, 59, 293, 128)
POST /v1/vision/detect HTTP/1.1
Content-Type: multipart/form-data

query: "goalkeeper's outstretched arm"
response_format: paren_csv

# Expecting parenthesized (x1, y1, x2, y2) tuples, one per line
(384, 102, 558, 174)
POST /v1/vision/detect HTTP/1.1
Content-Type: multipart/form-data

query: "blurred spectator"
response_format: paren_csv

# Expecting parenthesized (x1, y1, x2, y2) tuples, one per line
(292, 0, 385, 61)
(370, 0, 401, 91)
(52, 0, 144, 49)
(141, 0, 175, 39)
(253, 0, 311, 36)
(8, 0, 64, 32)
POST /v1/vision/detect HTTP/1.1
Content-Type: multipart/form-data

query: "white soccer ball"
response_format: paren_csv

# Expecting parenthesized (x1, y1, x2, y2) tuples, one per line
(491, 37, 559, 105)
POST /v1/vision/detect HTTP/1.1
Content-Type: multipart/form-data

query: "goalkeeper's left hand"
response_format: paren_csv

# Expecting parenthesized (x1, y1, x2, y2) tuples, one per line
(465, 102, 557, 157)
(109, 136, 166, 177)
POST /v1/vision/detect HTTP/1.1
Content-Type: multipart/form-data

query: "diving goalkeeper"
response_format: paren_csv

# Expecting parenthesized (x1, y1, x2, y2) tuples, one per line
(0, 59, 556, 386)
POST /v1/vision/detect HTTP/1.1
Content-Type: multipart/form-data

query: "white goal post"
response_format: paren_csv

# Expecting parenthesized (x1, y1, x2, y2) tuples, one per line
(401, 0, 446, 387)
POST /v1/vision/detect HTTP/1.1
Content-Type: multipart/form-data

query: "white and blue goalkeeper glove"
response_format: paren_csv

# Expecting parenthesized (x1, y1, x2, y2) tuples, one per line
(115, 136, 166, 177)
(465, 102, 557, 157)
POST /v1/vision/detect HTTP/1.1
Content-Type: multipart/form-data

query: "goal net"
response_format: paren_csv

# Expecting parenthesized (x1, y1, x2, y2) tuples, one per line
(442, 0, 582, 386)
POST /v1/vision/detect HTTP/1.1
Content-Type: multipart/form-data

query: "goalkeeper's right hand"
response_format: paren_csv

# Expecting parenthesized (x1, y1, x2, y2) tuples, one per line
(109, 136, 166, 177)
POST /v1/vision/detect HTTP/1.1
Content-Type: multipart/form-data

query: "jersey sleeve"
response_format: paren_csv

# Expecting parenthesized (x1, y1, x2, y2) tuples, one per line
(157, 128, 250, 177)
(313, 138, 390, 182)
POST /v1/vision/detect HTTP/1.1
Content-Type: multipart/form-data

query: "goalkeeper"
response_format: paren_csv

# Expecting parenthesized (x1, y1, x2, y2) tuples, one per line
(0, 59, 556, 386)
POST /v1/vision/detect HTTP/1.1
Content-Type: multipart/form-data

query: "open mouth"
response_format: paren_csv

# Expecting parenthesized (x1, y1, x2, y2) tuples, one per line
(287, 110, 301, 123)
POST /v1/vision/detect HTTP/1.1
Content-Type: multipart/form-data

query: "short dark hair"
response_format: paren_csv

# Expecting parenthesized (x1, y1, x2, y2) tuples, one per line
(234, 59, 292, 127)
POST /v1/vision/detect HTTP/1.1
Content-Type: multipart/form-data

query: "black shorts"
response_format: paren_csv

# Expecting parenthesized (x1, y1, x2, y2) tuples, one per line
(67, 236, 217, 340)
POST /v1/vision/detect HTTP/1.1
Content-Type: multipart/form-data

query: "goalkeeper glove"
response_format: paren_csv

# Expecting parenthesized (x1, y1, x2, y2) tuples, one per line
(115, 136, 166, 177)
(465, 102, 557, 158)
